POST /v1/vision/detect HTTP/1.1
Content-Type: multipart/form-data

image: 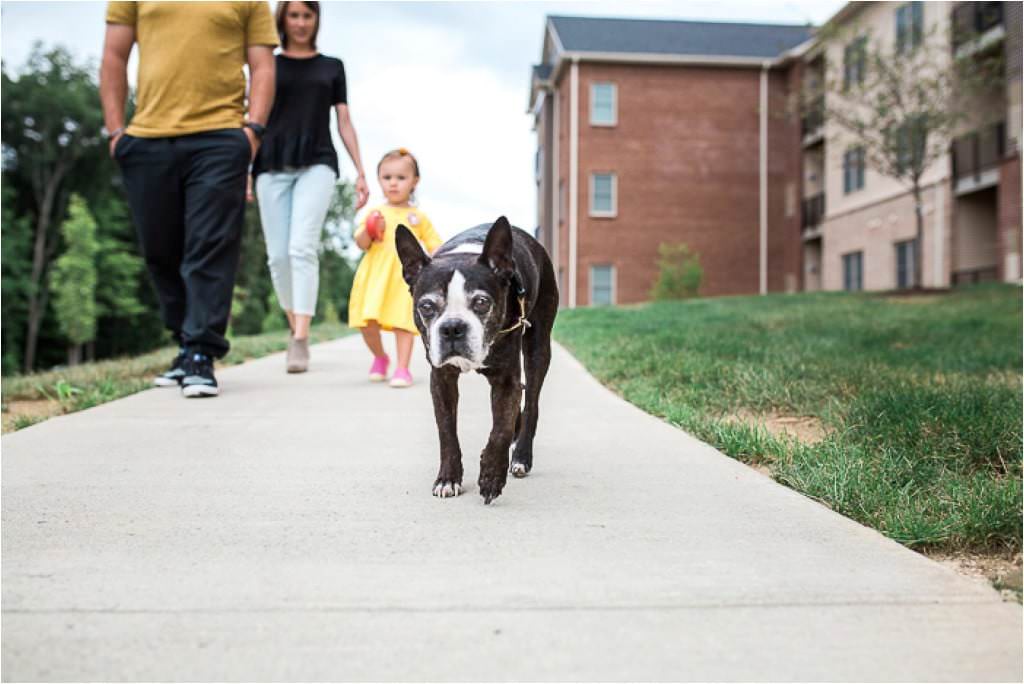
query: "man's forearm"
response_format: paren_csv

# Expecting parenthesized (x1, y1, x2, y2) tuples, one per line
(99, 57, 129, 132)
(247, 62, 275, 125)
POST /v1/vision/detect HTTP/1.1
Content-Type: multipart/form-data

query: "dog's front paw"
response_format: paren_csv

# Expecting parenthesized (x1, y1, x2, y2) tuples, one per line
(432, 480, 463, 498)
(478, 474, 506, 505)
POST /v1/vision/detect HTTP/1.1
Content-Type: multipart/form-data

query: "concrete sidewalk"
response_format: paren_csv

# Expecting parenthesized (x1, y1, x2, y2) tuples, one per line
(2, 335, 1021, 681)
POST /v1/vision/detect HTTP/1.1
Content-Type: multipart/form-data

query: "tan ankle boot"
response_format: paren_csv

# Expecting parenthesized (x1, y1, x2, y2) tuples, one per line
(286, 337, 309, 373)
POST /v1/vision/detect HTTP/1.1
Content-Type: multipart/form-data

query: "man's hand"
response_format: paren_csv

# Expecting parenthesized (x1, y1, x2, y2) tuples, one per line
(355, 174, 370, 210)
(246, 175, 255, 203)
(108, 132, 124, 159)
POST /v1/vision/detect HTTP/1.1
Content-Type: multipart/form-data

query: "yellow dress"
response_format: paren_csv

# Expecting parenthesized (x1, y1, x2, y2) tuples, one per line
(347, 204, 442, 333)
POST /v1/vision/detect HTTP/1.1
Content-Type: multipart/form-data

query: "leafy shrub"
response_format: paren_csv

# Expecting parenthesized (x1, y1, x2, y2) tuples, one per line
(650, 242, 703, 300)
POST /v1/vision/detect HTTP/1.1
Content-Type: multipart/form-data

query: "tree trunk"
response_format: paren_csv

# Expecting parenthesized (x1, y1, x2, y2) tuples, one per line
(23, 159, 69, 372)
(912, 181, 924, 289)
(67, 344, 81, 367)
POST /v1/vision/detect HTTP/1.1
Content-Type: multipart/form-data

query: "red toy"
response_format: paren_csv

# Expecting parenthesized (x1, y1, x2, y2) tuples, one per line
(365, 211, 385, 241)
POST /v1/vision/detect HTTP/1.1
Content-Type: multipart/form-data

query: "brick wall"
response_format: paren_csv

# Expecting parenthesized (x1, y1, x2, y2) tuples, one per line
(548, 62, 802, 305)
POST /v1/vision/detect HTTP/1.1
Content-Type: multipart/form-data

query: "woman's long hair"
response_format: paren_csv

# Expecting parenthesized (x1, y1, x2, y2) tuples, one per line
(276, 1, 320, 51)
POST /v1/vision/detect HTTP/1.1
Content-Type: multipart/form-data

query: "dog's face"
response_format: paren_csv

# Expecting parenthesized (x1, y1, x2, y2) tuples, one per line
(396, 217, 516, 372)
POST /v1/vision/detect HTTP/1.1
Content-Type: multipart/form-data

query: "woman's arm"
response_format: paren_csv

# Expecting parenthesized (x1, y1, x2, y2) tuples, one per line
(335, 103, 369, 210)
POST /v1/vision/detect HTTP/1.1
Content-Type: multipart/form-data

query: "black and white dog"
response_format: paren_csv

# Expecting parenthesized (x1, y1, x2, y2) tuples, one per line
(395, 216, 558, 504)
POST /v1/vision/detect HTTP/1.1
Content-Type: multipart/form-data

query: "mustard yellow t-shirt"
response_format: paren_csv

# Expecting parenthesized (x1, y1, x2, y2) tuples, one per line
(348, 205, 443, 333)
(106, 1, 278, 138)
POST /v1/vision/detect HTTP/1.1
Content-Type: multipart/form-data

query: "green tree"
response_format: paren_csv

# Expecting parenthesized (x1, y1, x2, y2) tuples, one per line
(651, 242, 703, 300)
(231, 203, 275, 335)
(1, 183, 33, 374)
(317, 181, 357, 322)
(2, 44, 107, 370)
(49, 194, 99, 365)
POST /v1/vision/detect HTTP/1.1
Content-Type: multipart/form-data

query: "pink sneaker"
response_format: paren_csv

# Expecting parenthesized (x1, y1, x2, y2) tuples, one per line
(389, 367, 413, 388)
(369, 355, 389, 382)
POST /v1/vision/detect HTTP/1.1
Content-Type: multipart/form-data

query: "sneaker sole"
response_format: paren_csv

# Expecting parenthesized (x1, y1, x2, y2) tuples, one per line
(389, 379, 413, 388)
(182, 384, 219, 398)
(154, 377, 181, 387)
(369, 374, 387, 382)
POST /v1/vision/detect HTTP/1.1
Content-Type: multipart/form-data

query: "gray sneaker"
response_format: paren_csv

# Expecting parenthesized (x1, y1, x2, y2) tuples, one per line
(286, 337, 309, 373)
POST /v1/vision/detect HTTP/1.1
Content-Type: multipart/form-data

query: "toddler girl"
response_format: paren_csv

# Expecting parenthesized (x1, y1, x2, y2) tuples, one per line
(348, 148, 442, 387)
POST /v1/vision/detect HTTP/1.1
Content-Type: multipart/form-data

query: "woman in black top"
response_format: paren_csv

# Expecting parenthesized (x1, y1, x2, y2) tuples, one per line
(251, 1, 369, 373)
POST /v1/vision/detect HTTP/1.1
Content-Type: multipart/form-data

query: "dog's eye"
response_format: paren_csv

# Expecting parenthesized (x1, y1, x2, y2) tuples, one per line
(418, 300, 436, 317)
(471, 295, 491, 313)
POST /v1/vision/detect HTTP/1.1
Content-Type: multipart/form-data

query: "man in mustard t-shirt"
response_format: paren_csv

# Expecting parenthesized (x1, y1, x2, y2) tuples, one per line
(100, 2, 278, 398)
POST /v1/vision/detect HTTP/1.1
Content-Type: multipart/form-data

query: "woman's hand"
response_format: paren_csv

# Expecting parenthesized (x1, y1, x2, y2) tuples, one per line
(242, 127, 259, 161)
(355, 174, 369, 210)
(246, 175, 255, 203)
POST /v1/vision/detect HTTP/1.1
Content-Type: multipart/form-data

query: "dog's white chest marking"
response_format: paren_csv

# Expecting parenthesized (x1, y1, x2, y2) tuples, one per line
(446, 243, 484, 255)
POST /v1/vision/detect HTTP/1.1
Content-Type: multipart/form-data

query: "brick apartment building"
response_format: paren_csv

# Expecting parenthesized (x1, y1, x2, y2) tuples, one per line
(530, 4, 1023, 306)
(529, 16, 813, 306)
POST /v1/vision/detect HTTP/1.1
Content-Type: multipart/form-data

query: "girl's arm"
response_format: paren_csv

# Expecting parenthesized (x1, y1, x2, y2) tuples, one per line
(335, 103, 368, 210)
(354, 226, 372, 251)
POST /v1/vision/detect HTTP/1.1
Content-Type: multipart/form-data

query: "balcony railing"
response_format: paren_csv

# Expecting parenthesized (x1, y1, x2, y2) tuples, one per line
(953, 266, 998, 286)
(801, 192, 825, 230)
(952, 121, 1005, 181)
(801, 97, 824, 138)
(952, 2, 1004, 52)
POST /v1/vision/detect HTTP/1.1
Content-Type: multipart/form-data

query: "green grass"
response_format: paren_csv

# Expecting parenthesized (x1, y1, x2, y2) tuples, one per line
(554, 284, 1023, 554)
(2, 322, 353, 431)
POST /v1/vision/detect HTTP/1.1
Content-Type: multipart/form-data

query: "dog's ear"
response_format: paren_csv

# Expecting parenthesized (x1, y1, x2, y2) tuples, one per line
(479, 216, 514, 277)
(395, 224, 430, 287)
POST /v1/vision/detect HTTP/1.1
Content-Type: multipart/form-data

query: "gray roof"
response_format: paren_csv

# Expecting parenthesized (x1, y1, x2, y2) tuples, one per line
(548, 15, 814, 59)
(532, 64, 553, 82)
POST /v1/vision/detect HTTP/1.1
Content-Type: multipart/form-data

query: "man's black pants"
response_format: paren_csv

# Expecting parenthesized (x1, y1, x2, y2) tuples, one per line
(116, 129, 250, 359)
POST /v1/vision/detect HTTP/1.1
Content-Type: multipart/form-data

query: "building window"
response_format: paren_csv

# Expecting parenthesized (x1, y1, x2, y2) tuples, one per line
(896, 2, 924, 54)
(590, 83, 617, 126)
(843, 251, 864, 291)
(843, 147, 865, 193)
(843, 37, 867, 89)
(895, 239, 917, 289)
(590, 264, 615, 305)
(534, 147, 543, 185)
(589, 173, 617, 217)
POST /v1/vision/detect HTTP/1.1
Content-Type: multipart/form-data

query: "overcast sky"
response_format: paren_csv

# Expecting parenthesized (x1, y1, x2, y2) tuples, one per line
(1, 0, 844, 240)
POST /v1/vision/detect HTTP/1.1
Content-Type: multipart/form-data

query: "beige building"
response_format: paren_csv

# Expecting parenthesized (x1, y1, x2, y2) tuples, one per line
(802, 1, 1022, 292)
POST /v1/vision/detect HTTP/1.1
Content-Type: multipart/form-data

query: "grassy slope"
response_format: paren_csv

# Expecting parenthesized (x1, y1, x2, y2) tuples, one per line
(553, 285, 1022, 553)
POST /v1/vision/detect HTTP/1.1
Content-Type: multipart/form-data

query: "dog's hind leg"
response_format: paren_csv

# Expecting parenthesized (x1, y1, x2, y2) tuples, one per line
(510, 322, 552, 478)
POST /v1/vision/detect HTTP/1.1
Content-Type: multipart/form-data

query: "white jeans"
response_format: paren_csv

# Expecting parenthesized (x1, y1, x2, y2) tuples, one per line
(254, 164, 336, 316)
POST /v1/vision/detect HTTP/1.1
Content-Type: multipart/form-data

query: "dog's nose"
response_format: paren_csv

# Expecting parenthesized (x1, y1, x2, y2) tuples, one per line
(439, 320, 468, 341)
